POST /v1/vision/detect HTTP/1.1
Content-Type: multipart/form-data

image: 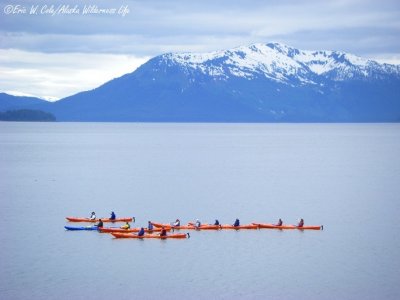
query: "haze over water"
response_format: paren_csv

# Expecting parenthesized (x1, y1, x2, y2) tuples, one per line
(0, 122, 399, 299)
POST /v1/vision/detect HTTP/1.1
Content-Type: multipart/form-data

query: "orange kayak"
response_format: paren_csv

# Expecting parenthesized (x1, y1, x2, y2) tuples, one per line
(99, 227, 170, 233)
(150, 222, 220, 230)
(253, 223, 323, 230)
(66, 217, 133, 223)
(220, 224, 258, 229)
(111, 232, 188, 239)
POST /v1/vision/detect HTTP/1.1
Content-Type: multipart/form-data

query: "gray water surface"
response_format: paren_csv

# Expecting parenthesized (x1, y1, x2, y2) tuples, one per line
(0, 122, 399, 300)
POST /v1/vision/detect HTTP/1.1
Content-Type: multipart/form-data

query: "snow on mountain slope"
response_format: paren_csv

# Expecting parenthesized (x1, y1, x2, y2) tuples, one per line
(159, 42, 400, 84)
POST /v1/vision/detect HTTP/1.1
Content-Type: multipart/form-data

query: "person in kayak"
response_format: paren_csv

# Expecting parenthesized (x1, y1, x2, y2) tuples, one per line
(233, 218, 240, 227)
(110, 211, 116, 220)
(160, 226, 167, 237)
(147, 221, 154, 231)
(90, 212, 96, 220)
(137, 227, 145, 236)
(195, 219, 201, 228)
(172, 219, 180, 227)
(120, 222, 130, 229)
(298, 219, 304, 227)
(214, 219, 220, 226)
(276, 218, 283, 226)
(95, 219, 103, 228)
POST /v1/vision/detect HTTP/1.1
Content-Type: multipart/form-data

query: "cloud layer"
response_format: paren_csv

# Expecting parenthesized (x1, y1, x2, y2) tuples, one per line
(1, 0, 399, 99)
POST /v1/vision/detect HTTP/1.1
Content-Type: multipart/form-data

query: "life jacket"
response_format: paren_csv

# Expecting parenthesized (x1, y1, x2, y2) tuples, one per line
(121, 223, 130, 229)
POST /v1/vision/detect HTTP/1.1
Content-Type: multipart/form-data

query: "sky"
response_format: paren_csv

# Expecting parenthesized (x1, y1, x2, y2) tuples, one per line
(1, 0, 399, 100)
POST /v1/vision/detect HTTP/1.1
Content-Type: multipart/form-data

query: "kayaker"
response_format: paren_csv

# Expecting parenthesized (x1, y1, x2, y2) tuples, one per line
(195, 219, 201, 228)
(214, 219, 220, 226)
(147, 221, 154, 231)
(110, 211, 116, 220)
(160, 226, 167, 237)
(90, 212, 96, 220)
(173, 219, 180, 227)
(233, 218, 240, 227)
(120, 222, 130, 229)
(137, 227, 145, 236)
(298, 219, 304, 227)
(276, 218, 283, 226)
(96, 219, 103, 228)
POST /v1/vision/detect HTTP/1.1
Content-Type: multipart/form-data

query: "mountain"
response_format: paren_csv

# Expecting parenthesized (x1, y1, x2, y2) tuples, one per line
(5, 43, 400, 122)
(0, 93, 50, 111)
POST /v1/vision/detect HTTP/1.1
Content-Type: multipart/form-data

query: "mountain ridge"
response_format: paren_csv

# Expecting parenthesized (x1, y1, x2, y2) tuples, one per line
(1, 42, 400, 122)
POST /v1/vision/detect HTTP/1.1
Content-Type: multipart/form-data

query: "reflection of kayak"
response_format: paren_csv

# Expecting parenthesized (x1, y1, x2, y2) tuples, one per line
(99, 227, 170, 233)
(150, 222, 220, 230)
(220, 224, 258, 230)
(66, 217, 133, 223)
(64, 225, 99, 231)
(111, 232, 188, 239)
(253, 223, 323, 230)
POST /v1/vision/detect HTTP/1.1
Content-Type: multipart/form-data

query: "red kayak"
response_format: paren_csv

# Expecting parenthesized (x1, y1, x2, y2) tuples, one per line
(66, 217, 134, 223)
(111, 232, 188, 239)
(99, 227, 170, 233)
(253, 223, 323, 230)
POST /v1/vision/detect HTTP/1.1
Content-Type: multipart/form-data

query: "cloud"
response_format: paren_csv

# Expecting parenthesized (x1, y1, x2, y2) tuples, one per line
(1, 0, 399, 57)
(0, 49, 149, 99)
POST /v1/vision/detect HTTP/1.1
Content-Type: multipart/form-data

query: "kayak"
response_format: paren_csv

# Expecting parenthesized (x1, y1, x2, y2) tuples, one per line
(111, 232, 188, 239)
(64, 225, 99, 231)
(220, 224, 258, 230)
(99, 227, 170, 233)
(66, 217, 134, 223)
(192, 224, 221, 230)
(150, 222, 220, 230)
(253, 223, 323, 230)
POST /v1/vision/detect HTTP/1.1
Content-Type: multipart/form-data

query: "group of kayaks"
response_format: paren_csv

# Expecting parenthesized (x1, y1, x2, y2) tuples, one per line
(65, 215, 323, 240)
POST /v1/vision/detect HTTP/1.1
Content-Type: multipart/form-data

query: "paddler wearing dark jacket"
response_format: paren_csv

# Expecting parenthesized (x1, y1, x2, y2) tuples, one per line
(160, 227, 167, 236)
(147, 221, 154, 230)
(96, 219, 103, 228)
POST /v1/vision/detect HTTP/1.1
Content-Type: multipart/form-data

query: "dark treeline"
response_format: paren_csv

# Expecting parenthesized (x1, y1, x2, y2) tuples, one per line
(0, 109, 56, 121)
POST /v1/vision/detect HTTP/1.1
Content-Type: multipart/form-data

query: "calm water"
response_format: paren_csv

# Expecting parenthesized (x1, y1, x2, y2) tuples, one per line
(0, 122, 399, 300)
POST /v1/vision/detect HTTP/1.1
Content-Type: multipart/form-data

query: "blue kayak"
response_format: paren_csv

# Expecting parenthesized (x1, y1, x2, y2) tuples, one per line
(64, 225, 99, 231)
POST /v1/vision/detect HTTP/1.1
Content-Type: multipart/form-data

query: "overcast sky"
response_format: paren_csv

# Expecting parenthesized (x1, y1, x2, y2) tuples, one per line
(1, 0, 399, 99)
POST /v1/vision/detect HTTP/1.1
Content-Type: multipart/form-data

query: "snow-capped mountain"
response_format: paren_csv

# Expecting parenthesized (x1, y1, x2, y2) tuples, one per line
(161, 42, 400, 84)
(2, 42, 400, 122)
